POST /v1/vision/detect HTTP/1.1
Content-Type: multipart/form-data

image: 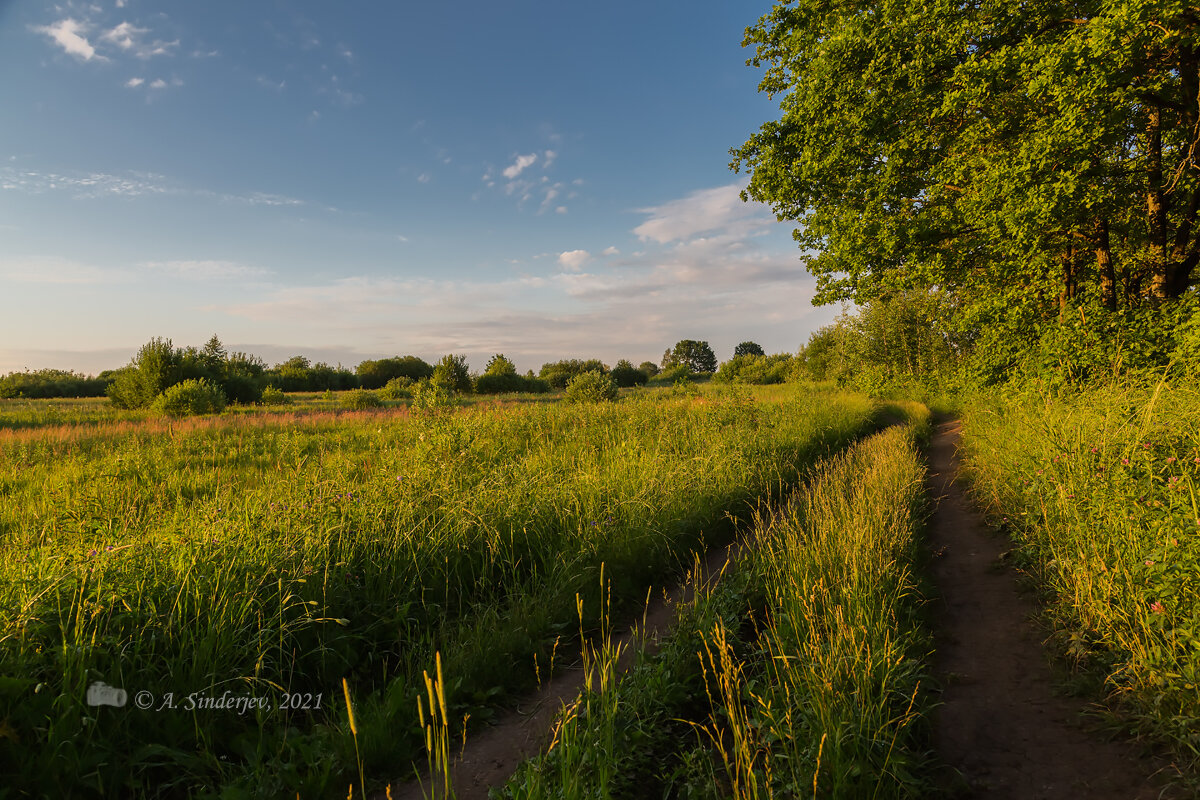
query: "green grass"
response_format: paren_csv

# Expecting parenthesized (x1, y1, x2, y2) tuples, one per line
(0, 382, 884, 797)
(960, 379, 1200, 780)
(500, 403, 936, 799)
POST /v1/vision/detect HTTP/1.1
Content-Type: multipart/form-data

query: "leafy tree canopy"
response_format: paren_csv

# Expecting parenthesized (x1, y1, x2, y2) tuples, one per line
(732, 0, 1200, 325)
(733, 341, 765, 358)
(662, 340, 718, 373)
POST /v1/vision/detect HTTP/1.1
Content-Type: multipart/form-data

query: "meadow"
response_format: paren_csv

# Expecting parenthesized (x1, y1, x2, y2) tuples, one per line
(960, 378, 1200, 780)
(0, 382, 889, 797)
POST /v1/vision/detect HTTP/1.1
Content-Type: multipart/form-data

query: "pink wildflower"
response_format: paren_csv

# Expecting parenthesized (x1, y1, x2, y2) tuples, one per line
(1150, 601, 1165, 614)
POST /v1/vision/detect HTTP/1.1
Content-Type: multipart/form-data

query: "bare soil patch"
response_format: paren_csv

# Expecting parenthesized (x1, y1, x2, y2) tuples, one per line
(927, 418, 1173, 798)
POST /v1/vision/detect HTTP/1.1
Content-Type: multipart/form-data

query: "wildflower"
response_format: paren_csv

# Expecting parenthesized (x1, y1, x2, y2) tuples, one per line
(1145, 560, 1155, 566)
(1150, 601, 1165, 614)
(87, 549, 97, 557)
(1167, 457, 1176, 464)
(1090, 447, 1099, 454)
(1194, 457, 1200, 464)
(1143, 442, 1151, 449)
(1121, 458, 1130, 465)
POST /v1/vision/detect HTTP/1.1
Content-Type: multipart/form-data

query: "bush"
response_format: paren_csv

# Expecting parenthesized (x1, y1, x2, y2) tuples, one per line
(340, 389, 383, 410)
(475, 373, 552, 394)
(433, 355, 472, 393)
(260, 386, 293, 406)
(564, 370, 619, 403)
(539, 359, 607, 389)
(151, 378, 227, 417)
(648, 364, 694, 385)
(411, 378, 459, 411)
(610, 359, 649, 388)
(356, 356, 434, 389)
(379, 376, 415, 399)
(713, 353, 795, 385)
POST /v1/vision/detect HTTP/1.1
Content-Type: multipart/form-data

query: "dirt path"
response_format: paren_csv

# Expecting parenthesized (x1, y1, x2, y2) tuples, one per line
(382, 544, 741, 800)
(927, 419, 1172, 798)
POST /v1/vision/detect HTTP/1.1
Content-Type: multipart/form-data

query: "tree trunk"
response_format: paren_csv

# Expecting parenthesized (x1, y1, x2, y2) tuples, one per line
(1147, 104, 1171, 301)
(1095, 218, 1117, 311)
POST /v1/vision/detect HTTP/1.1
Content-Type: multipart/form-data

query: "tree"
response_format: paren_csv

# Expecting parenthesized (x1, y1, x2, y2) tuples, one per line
(484, 354, 518, 376)
(733, 341, 765, 358)
(356, 356, 433, 389)
(432, 354, 472, 393)
(732, 0, 1200, 325)
(610, 359, 648, 388)
(539, 359, 607, 389)
(638, 361, 659, 378)
(663, 340, 717, 373)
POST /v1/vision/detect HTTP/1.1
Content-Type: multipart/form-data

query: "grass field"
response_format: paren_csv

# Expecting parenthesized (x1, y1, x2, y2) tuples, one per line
(0, 382, 887, 797)
(960, 379, 1200, 779)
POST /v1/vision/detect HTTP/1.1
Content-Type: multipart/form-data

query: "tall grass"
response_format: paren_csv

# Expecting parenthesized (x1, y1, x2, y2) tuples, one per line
(0, 384, 879, 796)
(502, 405, 934, 798)
(960, 381, 1200, 776)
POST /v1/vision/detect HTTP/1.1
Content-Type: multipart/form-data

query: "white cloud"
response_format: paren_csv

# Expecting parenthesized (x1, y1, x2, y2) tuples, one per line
(543, 149, 558, 169)
(634, 181, 771, 244)
(149, 78, 168, 89)
(602, 246, 620, 256)
(502, 153, 538, 179)
(100, 21, 148, 51)
(556, 206, 568, 215)
(34, 19, 104, 61)
(417, 173, 431, 184)
(558, 249, 591, 271)
(125, 77, 144, 88)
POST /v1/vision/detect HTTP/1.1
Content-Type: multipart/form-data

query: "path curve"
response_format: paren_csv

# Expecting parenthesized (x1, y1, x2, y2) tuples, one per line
(927, 418, 1172, 798)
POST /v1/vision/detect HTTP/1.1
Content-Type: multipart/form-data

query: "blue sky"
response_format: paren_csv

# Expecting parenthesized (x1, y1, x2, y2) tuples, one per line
(0, 0, 839, 375)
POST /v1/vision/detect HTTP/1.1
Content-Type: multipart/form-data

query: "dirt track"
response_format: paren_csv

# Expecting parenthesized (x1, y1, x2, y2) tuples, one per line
(926, 419, 1171, 798)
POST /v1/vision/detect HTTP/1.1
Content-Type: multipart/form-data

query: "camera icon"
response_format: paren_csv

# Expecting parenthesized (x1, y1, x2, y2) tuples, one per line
(86, 681, 128, 708)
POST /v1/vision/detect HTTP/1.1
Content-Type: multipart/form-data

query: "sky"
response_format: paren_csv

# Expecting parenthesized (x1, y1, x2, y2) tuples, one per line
(0, 0, 840, 375)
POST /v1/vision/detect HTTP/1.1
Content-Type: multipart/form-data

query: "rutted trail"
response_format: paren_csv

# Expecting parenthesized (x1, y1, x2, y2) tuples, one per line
(926, 419, 1169, 799)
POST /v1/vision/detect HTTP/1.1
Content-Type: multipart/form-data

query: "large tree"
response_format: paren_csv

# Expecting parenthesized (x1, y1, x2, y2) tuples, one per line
(732, 0, 1200, 320)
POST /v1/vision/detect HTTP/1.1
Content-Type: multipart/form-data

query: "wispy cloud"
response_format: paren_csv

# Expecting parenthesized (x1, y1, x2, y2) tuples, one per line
(502, 153, 538, 180)
(143, 260, 273, 280)
(0, 256, 134, 284)
(633, 181, 770, 244)
(99, 21, 178, 59)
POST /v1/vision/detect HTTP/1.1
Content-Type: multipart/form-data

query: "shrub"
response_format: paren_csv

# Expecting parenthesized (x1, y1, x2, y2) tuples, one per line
(564, 370, 618, 403)
(638, 361, 659, 378)
(649, 363, 694, 385)
(539, 359, 607, 389)
(260, 386, 293, 406)
(411, 378, 459, 411)
(340, 389, 383, 410)
(713, 353, 795, 385)
(356, 356, 434, 389)
(379, 376, 415, 399)
(151, 378, 227, 417)
(610, 359, 649, 388)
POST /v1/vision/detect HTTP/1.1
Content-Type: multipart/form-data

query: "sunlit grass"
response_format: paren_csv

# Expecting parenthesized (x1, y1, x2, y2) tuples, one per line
(0, 382, 881, 796)
(961, 380, 1200, 776)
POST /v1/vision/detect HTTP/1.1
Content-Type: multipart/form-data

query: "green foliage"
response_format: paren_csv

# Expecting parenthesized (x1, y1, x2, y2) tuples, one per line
(378, 376, 415, 400)
(713, 353, 794, 385)
(484, 353, 518, 376)
(564, 370, 619, 403)
(733, 341, 765, 358)
(662, 340, 717, 373)
(259, 386, 293, 406)
(150, 378, 228, 417)
(432, 354, 472, 393)
(637, 361, 659, 378)
(106, 336, 267, 407)
(473, 373, 550, 395)
(609, 359, 648, 388)
(339, 389, 383, 410)
(539, 359, 607, 389)
(355, 356, 434, 389)
(648, 363, 694, 386)
(268, 357, 356, 392)
(0, 369, 108, 399)
(410, 378, 459, 411)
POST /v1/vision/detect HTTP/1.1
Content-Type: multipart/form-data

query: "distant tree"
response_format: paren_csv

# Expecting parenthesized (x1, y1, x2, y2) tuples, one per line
(356, 356, 434, 389)
(734, 341, 765, 357)
(638, 361, 659, 378)
(107, 338, 179, 409)
(663, 340, 717, 373)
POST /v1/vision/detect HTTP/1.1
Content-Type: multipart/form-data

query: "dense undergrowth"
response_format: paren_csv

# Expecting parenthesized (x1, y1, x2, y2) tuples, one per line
(0, 383, 885, 797)
(960, 379, 1200, 781)
(500, 405, 935, 799)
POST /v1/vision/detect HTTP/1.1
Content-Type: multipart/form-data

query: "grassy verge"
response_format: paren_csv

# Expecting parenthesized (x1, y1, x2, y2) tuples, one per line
(0, 383, 883, 797)
(959, 380, 1200, 781)
(499, 403, 935, 799)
